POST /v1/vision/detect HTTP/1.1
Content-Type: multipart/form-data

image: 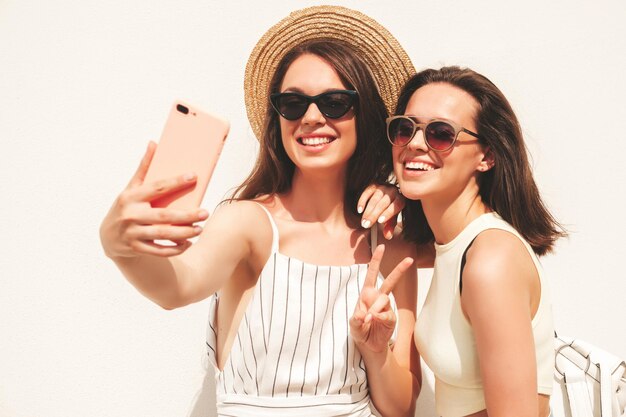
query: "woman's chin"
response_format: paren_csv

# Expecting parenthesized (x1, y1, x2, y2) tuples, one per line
(399, 187, 427, 201)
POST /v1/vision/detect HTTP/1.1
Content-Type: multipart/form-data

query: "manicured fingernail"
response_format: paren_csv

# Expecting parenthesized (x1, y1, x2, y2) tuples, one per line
(361, 219, 371, 229)
(377, 216, 386, 224)
(198, 209, 209, 219)
(357, 206, 364, 214)
(194, 226, 203, 233)
(184, 173, 196, 181)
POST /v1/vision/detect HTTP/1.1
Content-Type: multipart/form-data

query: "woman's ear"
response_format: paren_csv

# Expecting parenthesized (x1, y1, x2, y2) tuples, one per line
(477, 147, 495, 172)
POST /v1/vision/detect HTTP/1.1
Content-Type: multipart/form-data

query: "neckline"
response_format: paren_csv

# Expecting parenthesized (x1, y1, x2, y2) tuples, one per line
(274, 251, 369, 268)
(253, 201, 373, 268)
(434, 212, 499, 253)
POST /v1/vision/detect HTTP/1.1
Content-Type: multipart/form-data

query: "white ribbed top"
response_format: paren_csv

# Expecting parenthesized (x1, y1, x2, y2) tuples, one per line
(414, 212, 554, 417)
(206, 205, 393, 417)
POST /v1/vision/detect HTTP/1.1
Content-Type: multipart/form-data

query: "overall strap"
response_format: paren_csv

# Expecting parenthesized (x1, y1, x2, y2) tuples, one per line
(370, 223, 378, 255)
(252, 202, 279, 255)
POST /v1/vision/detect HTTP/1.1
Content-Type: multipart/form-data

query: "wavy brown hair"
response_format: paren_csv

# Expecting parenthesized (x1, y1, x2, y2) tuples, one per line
(396, 66, 566, 255)
(231, 40, 391, 213)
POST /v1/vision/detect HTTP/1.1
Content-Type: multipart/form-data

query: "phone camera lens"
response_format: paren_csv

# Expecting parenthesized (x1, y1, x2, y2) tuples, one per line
(176, 104, 189, 114)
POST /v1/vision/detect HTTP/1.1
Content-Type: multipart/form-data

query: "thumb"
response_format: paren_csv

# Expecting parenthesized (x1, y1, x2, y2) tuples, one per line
(128, 141, 157, 188)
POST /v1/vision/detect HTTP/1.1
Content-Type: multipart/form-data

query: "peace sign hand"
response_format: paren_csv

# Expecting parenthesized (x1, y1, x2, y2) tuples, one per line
(350, 245, 414, 353)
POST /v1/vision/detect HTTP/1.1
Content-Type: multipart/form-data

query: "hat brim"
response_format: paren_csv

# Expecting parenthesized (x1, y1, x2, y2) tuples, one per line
(244, 5, 415, 140)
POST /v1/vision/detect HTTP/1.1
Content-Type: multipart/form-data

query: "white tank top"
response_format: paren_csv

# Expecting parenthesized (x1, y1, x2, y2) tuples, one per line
(414, 212, 554, 417)
(206, 204, 395, 417)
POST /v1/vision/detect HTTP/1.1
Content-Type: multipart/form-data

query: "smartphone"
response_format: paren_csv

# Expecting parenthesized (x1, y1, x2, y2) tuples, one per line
(143, 101, 230, 210)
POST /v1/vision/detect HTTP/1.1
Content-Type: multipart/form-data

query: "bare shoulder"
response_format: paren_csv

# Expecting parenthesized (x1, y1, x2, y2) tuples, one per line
(462, 228, 537, 301)
(211, 199, 268, 224)
(465, 229, 534, 277)
(200, 199, 274, 258)
(174, 199, 276, 292)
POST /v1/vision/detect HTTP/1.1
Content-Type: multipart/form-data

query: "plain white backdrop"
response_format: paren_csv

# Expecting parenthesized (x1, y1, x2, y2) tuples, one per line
(1, 1, 624, 416)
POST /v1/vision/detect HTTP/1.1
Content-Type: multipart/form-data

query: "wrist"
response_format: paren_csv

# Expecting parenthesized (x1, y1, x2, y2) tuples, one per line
(355, 340, 392, 363)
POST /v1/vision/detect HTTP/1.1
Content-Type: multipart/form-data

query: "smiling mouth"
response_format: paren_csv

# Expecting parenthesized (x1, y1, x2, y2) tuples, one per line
(297, 136, 336, 146)
(405, 161, 437, 171)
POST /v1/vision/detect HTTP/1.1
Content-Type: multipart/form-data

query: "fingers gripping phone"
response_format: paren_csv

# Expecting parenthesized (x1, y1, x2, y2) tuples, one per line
(143, 101, 230, 210)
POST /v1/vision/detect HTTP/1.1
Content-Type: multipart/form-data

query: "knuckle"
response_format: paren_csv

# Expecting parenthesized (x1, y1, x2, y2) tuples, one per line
(118, 191, 133, 206)
(154, 226, 168, 240)
(119, 210, 137, 225)
(129, 240, 142, 252)
(381, 206, 394, 217)
(153, 180, 168, 192)
(155, 210, 169, 223)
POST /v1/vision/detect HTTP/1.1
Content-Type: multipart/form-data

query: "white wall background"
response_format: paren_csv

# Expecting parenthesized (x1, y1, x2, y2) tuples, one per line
(1, 0, 624, 416)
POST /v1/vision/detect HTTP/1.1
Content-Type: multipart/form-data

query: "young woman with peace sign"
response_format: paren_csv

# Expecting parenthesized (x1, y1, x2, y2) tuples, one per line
(100, 7, 424, 417)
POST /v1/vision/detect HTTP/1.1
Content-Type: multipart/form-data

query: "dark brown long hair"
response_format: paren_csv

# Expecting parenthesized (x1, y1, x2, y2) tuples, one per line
(397, 66, 566, 255)
(231, 40, 391, 213)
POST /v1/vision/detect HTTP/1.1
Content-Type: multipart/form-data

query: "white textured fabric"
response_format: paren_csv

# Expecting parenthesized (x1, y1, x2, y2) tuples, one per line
(206, 205, 393, 417)
(552, 335, 626, 417)
(414, 212, 554, 417)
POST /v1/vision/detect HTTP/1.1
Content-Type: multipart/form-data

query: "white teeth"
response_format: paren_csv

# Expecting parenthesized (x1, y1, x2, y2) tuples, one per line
(405, 161, 435, 171)
(301, 137, 332, 146)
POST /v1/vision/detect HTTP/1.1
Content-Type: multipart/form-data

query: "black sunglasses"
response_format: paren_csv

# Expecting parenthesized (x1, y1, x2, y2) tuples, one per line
(270, 90, 358, 121)
(386, 115, 481, 152)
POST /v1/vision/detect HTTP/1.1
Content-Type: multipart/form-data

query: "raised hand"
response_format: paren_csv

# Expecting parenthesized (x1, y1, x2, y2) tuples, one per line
(99, 142, 209, 259)
(350, 245, 414, 353)
(357, 184, 405, 240)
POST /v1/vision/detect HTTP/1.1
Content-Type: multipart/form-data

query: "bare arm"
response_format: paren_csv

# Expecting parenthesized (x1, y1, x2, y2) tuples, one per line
(462, 230, 541, 417)
(350, 241, 421, 417)
(99, 142, 264, 309)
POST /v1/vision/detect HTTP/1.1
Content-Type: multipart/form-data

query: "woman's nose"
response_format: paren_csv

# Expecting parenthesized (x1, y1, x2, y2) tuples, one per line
(301, 103, 326, 125)
(407, 128, 429, 152)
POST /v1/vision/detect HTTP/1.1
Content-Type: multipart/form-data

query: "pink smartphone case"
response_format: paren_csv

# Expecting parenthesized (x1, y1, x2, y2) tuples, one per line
(143, 101, 230, 210)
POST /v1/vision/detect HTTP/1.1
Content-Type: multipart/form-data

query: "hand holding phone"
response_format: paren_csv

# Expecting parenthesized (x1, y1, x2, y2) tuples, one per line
(143, 101, 230, 210)
(100, 101, 228, 259)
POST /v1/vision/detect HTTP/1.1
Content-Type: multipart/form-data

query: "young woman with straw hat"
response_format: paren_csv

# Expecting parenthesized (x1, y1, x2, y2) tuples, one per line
(100, 6, 425, 416)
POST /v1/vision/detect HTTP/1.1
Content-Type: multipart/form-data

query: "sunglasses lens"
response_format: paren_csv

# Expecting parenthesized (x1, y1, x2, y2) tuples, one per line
(317, 92, 354, 118)
(272, 95, 309, 120)
(272, 91, 356, 121)
(388, 117, 416, 146)
(425, 121, 456, 150)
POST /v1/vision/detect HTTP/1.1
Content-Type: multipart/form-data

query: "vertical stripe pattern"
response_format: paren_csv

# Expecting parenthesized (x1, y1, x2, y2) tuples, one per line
(206, 253, 376, 398)
(204, 206, 393, 416)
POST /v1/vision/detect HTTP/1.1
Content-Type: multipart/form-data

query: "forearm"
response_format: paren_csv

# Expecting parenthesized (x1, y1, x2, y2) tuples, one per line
(359, 345, 420, 417)
(109, 254, 195, 309)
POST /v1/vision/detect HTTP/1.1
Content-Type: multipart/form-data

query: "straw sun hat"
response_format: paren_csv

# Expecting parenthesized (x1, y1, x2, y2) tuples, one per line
(244, 5, 415, 140)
